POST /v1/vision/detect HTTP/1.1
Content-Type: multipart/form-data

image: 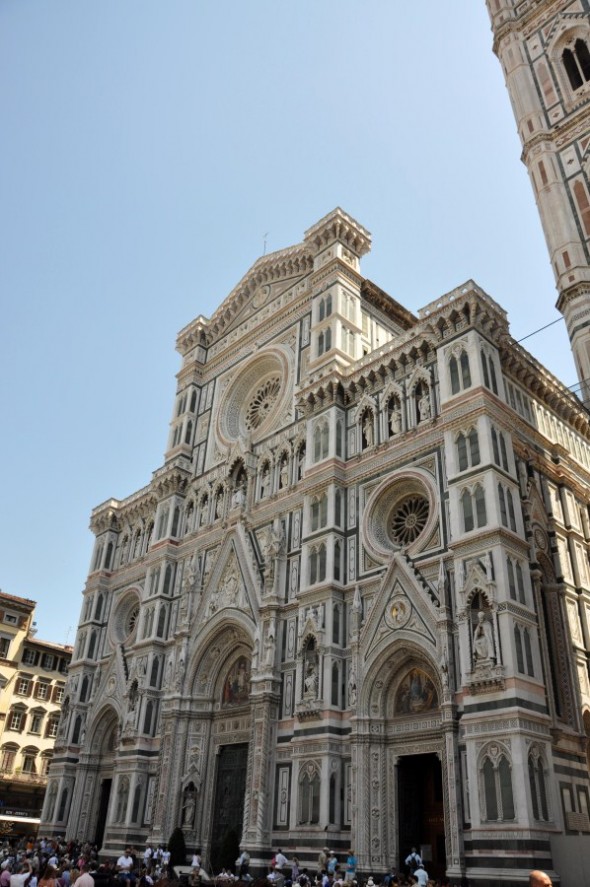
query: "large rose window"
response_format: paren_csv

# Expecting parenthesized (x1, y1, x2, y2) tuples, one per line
(363, 470, 437, 561)
(217, 348, 292, 445)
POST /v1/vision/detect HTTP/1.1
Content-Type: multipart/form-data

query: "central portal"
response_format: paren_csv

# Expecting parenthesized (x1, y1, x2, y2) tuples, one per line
(397, 753, 445, 879)
(210, 743, 248, 873)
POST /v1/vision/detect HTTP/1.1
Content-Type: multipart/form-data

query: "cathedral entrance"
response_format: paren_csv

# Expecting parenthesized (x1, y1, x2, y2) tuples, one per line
(210, 744, 248, 873)
(397, 754, 445, 880)
(94, 778, 112, 849)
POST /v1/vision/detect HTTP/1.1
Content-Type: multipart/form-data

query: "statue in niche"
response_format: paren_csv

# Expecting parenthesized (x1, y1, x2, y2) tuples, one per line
(264, 624, 276, 667)
(304, 663, 318, 698)
(389, 406, 402, 435)
(348, 668, 357, 706)
(279, 458, 289, 489)
(260, 465, 271, 498)
(182, 783, 197, 827)
(472, 611, 495, 665)
(418, 391, 431, 421)
(363, 414, 374, 448)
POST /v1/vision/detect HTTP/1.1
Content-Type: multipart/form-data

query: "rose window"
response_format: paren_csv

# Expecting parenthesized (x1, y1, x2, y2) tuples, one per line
(389, 495, 429, 545)
(245, 377, 282, 430)
(127, 605, 140, 635)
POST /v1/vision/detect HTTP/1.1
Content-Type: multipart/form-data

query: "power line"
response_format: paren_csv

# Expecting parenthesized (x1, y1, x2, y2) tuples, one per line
(516, 316, 564, 343)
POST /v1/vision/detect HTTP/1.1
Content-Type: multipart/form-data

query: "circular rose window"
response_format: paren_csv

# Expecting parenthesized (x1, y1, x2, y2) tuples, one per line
(363, 470, 437, 561)
(390, 495, 430, 545)
(245, 376, 282, 430)
(109, 590, 141, 646)
(217, 348, 292, 445)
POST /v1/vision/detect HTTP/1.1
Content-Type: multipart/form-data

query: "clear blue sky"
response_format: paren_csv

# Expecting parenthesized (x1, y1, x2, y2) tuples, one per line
(0, 2, 577, 643)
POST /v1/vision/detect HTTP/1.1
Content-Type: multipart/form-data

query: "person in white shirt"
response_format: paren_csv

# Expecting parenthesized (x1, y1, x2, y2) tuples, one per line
(274, 852, 287, 872)
(414, 864, 428, 887)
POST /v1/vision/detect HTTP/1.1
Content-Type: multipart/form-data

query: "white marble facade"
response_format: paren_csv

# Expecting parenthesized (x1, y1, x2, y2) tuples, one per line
(41, 208, 590, 885)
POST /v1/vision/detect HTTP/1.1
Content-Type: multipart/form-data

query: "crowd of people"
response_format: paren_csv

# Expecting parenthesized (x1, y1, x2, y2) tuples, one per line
(0, 837, 554, 887)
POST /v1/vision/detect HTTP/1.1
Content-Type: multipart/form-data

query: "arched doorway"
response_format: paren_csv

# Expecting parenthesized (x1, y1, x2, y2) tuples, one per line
(87, 709, 119, 849)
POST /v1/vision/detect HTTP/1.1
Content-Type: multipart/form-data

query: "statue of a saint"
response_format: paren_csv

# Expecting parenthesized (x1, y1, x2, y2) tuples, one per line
(473, 611, 494, 664)
(418, 392, 431, 421)
(304, 663, 318, 698)
(389, 408, 402, 435)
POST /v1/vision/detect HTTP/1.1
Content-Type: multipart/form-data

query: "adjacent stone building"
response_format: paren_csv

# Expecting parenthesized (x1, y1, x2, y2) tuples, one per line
(40, 206, 590, 884)
(0, 590, 71, 836)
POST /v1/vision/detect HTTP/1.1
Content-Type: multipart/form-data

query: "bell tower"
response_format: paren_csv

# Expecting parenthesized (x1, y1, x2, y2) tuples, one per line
(487, 0, 590, 402)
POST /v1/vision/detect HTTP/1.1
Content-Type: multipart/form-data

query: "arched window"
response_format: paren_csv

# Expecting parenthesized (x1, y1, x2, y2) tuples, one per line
(162, 564, 174, 595)
(313, 420, 329, 462)
(298, 764, 321, 824)
(482, 748, 515, 821)
(57, 786, 69, 822)
(449, 349, 471, 394)
(462, 485, 487, 533)
(514, 624, 525, 673)
(481, 349, 499, 394)
(336, 418, 343, 457)
(311, 494, 328, 532)
(131, 781, 143, 823)
(94, 593, 104, 621)
(334, 539, 342, 583)
(171, 506, 181, 537)
(87, 631, 97, 660)
(528, 748, 549, 821)
(457, 428, 480, 471)
(498, 484, 517, 531)
(156, 606, 167, 639)
(329, 772, 337, 824)
(563, 39, 590, 90)
(184, 419, 193, 445)
(335, 489, 343, 526)
(491, 427, 509, 470)
(318, 328, 332, 356)
(507, 558, 516, 600)
(0, 744, 17, 772)
(331, 662, 340, 706)
(189, 389, 198, 413)
(143, 700, 155, 735)
(149, 657, 160, 688)
(71, 716, 82, 745)
(104, 542, 114, 570)
(80, 676, 90, 703)
(319, 294, 332, 321)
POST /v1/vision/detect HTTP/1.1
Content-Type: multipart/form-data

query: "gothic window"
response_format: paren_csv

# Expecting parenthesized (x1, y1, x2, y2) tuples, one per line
(105, 542, 114, 570)
(335, 489, 343, 527)
(149, 566, 161, 597)
(80, 676, 90, 703)
(92, 544, 103, 572)
(515, 562, 525, 604)
(157, 508, 169, 540)
(498, 484, 517, 532)
(298, 764, 321, 824)
(95, 593, 104, 621)
(481, 349, 498, 394)
(334, 539, 343, 583)
(563, 39, 590, 90)
(149, 657, 160, 688)
(156, 605, 167, 639)
(481, 748, 515, 821)
(57, 787, 69, 822)
(313, 420, 329, 461)
(461, 485, 487, 533)
(115, 776, 130, 822)
(309, 544, 327, 585)
(71, 715, 82, 745)
(457, 428, 480, 471)
(319, 294, 332, 321)
(514, 624, 534, 676)
(528, 747, 549, 821)
(162, 564, 175, 595)
(449, 349, 471, 394)
(331, 662, 340, 706)
(189, 389, 197, 413)
(311, 494, 328, 532)
(329, 772, 337, 824)
(318, 328, 332, 356)
(184, 419, 193, 445)
(171, 505, 181, 537)
(333, 604, 341, 645)
(143, 700, 155, 735)
(131, 781, 143, 823)
(336, 419, 343, 457)
(87, 630, 97, 660)
(491, 427, 509, 470)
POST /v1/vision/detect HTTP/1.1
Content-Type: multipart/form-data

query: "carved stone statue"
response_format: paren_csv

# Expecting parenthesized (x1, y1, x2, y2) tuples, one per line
(304, 663, 318, 698)
(389, 407, 402, 435)
(348, 669, 357, 706)
(473, 611, 495, 665)
(363, 414, 374, 447)
(418, 392, 431, 421)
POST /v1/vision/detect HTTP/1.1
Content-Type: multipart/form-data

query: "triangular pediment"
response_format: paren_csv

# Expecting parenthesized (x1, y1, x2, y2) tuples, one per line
(198, 524, 262, 623)
(361, 554, 438, 663)
(206, 245, 314, 344)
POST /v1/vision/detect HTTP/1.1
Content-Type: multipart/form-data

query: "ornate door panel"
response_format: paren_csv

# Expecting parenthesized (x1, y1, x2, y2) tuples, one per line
(210, 744, 248, 872)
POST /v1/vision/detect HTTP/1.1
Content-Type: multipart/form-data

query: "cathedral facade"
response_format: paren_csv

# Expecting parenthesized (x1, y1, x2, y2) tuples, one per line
(40, 207, 590, 885)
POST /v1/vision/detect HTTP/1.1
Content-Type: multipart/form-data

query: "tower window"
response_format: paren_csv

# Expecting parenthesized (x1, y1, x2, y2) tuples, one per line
(563, 40, 590, 90)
